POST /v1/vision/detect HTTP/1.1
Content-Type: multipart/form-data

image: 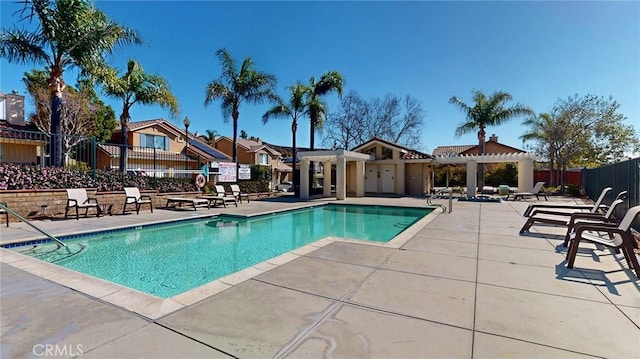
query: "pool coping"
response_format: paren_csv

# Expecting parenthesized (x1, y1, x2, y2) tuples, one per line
(0, 205, 440, 320)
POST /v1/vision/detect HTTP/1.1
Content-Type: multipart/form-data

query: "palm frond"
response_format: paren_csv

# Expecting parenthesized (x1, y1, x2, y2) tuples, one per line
(0, 29, 49, 64)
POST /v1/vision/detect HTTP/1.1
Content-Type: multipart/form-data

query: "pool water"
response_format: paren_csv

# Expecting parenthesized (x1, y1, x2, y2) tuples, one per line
(17, 204, 431, 298)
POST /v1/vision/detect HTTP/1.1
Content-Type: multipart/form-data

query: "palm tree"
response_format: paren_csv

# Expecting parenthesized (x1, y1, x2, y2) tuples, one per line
(262, 82, 310, 196)
(521, 112, 559, 187)
(306, 71, 344, 189)
(102, 59, 179, 172)
(198, 129, 219, 145)
(0, 0, 141, 167)
(204, 48, 277, 174)
(307, 71, 344, 151)
(449, 90, 534, 190)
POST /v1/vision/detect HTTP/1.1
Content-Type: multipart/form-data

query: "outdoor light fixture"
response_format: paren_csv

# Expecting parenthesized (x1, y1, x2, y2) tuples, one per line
(183, 116, 190, 171)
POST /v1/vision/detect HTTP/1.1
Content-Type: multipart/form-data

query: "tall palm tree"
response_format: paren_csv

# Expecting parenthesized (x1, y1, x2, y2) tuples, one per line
(102, 59, 179, 172)
(0, 0, 141, 167)
(450, 90, 534, 189)
(204, 48, 277, 173)
(262, 82, 310, 196)
(307, 71, 344, 151)
(521, 112, 558, 186)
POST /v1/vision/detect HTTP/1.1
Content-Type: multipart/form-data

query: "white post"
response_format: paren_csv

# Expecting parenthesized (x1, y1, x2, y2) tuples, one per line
(323, 160, 332, 197)
(466, 160, 477, 198)
(300, 159, 310, 199)
(336, 157, 346, 200)
(518, 159, 534, 193)
(355, 161, 365, 197)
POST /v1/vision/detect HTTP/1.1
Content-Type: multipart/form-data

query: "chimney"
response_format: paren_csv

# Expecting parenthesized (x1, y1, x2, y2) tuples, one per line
(489, 134, 498, 142)
(3, 92, 26, 126)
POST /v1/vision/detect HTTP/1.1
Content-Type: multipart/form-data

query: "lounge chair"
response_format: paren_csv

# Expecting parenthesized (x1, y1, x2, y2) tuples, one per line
(506, 181, 546, 201)
(165, 197, 210, 211)
(65, 188, 100, 220)
(523, 187, 613, 217)
(0, 202, 8, 227)
(519, 198, 623, 236)
(123, 187, 153, 214)
(230, 184, 250, 203)
(566, 205, 640, 278)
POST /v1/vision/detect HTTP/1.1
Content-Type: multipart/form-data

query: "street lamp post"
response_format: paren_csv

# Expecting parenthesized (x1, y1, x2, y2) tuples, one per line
(183, 116, 190, 177)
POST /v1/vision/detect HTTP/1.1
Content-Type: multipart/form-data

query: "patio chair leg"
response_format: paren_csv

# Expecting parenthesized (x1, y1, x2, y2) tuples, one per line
(136, 203, 140, 215)
(566, 237, 582, 267)
(75, 207, 79, 220)
(150, 202, 153, 213)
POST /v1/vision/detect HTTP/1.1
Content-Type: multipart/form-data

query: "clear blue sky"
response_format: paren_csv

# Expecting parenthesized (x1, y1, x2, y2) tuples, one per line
(2, 1, 639, 154)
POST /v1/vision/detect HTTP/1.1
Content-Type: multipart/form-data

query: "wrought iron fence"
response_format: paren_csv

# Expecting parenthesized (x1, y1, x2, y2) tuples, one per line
(582, 157, 640, 231)
(1, 128, 200, 180)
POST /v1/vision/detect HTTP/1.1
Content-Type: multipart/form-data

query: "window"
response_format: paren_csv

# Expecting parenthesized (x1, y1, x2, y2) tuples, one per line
(258, 153, 269, 165)
(382, 147, 393, 160)
(140, 134, 168, 150)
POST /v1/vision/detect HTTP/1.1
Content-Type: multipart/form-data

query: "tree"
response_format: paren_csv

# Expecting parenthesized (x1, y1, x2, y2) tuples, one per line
(0, 0, 141, 167)
(263, 82, 310, 196)
(198, 129, 219, 145)
(307, 71, 344, 150)
(204, 48, 277, 175)
(102, 59, 179, 172)
(523, 94, 640, 192)
(449, 90, 534, 189)
(521, 112, 560, 187)
(322, 91, 426, 150)
(322, 91, 368, 149)
(23, 70, 116, 162)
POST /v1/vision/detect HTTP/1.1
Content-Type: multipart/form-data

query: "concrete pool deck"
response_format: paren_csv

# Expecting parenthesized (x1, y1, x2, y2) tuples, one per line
(1, 196, 639, 358)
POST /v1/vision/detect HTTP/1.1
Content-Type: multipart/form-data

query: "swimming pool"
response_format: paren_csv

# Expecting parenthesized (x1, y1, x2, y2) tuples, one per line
(15, 204, 431, 298)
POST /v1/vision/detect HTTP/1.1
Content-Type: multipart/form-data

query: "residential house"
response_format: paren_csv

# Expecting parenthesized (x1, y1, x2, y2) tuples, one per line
(214, 137, 291, 187)
(0, 91, 49, 165)
(431, 134, 525, 157)
(100, 119, 230, 177)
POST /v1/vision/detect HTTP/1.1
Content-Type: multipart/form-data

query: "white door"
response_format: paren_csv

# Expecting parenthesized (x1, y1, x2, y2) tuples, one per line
(380, 164, 395, 193)
(365, 165, 378, 192)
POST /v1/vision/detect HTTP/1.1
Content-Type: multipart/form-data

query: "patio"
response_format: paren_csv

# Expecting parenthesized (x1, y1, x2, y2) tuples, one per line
(1, 196, 638, 358)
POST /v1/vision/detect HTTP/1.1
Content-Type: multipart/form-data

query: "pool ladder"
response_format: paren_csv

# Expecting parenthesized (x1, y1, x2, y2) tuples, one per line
(426, 188, 453, 213)
(0, 203, 66, 247)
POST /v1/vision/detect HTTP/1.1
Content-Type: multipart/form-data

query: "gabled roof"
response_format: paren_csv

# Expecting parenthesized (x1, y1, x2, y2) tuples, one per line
(432, 140, 525, 156)
(118, 118, 185, 137)
(431, 145, 475, 157)
(351, 137, 432, 160)
(216, 136, 282, 156)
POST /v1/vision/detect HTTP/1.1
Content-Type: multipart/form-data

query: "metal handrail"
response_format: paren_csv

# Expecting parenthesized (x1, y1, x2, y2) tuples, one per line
(0, 203, 66, 247)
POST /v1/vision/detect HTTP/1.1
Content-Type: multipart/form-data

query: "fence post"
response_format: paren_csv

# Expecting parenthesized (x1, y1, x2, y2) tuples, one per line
(91, 136, 96, 181)
(153, 147, 157, 188)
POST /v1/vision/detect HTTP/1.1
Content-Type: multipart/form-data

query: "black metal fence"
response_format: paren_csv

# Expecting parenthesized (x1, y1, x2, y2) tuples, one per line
(0, 128, 199, 179)
(582, 157, 640, 231)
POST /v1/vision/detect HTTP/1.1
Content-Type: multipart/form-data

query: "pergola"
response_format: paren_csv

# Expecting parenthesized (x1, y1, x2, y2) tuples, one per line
(297, 150, 373, 200)
(433, 152, 538, 197)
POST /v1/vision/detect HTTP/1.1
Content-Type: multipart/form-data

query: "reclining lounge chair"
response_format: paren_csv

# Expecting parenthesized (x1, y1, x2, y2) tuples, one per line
(566, 205, 640, 278)
(523, 187, 613, 217)
(506, 181, 546, 201)
(230, 184, 250, 203)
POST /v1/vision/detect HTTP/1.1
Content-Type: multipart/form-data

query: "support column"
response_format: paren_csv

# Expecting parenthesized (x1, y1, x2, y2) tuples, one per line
(336, 157, 346, 200)
(396, 162, 405, 195)
(300, 159, 310, 200)
(466, 160, 477, 198)
(323, 160, 332, 197)
(518, 159, 534, 193)
(355, 161, 365, 197)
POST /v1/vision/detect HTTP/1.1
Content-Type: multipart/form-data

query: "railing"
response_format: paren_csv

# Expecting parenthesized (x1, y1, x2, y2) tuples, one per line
(0, 202, 66, 247)
(1, 128, 199, 179)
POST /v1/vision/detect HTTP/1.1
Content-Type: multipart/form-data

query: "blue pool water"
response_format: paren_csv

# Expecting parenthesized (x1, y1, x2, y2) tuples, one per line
(17, 204, 431, 298)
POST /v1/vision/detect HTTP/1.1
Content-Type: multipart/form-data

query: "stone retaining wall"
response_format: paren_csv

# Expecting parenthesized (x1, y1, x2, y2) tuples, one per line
(0, 189, 203, 223)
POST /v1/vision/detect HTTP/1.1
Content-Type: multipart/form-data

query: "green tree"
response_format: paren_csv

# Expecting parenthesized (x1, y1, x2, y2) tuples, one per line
(204, 48, 277, 171)
(102, 59, 179, 171)
(77, 78, 117, 142)
(520, 112, 560, 187)
(198, 129, 219, 145)
(0, 0, 141, 167)
(449, 90, 534, 190)
(263, 82, 310, 196)
(307, 71, 344, 150)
